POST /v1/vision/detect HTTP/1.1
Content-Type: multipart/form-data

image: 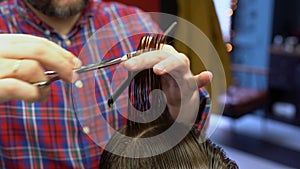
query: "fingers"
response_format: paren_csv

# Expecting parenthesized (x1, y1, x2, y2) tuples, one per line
(0, 58, 48, 83)
(194, 71, 213, 88)
(123, 44, 213, 89)
(0, 78, 48, 103)
(0, 58, 51, 102)
(0, 34, 81, 103)
(123, 45, 189, 75)
(0, 34, 81, 82)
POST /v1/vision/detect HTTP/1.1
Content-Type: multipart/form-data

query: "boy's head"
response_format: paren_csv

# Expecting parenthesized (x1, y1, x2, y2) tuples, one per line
(99, 121, 238, 169)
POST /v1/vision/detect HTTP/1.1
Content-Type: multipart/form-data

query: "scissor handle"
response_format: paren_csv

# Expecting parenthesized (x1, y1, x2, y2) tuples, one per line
(33, 74, 60, 88)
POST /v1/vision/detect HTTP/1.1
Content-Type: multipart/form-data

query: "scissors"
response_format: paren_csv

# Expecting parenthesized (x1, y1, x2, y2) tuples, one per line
(34, 22, 177, 89)
(33, 50, 145, 88)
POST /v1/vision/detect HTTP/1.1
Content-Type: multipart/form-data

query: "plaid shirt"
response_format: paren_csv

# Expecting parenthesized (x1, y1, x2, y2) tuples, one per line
(0, 0, 211, 168)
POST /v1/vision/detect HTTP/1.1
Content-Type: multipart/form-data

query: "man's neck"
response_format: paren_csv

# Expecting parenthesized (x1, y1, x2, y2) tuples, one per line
(26, 4, 81, 36)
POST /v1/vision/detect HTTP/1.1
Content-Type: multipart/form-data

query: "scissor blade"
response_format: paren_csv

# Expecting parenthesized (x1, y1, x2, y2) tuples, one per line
(74, 50, 142, 74)
(74, 57, 123, 74)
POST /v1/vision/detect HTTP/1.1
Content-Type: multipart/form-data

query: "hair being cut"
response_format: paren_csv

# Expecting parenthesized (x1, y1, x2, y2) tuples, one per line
(99, 33, 238, 169)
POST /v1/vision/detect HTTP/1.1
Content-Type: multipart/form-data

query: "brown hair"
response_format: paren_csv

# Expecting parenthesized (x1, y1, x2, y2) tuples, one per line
(99, 34, 238, 169)
(99, 122, 238, 169)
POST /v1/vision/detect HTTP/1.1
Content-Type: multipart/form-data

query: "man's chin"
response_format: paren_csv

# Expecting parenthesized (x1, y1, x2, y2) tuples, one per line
(25, 0, 88, 18)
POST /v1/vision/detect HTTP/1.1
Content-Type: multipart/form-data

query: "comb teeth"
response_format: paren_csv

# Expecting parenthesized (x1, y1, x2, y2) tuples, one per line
(107, 22, 177, 107)
(137, 33, 167, 51)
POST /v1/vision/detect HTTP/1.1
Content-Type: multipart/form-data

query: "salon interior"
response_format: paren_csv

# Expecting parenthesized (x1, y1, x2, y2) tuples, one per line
(104, 0, 300, 168)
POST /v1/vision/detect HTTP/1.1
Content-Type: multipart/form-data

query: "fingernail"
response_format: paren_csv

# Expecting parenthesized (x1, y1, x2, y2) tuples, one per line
(73, 57, 82, 68)
(154, 64, 165, 73)
(207, 71, 213, 81)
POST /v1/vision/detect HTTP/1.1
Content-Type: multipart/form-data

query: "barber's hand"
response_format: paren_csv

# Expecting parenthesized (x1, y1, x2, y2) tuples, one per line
(0, 34, 82, 103)
(122, 45, 212, 123)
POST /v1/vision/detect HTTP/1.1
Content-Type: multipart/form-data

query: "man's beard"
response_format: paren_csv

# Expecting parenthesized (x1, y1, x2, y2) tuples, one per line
(24, 0, 89, 18)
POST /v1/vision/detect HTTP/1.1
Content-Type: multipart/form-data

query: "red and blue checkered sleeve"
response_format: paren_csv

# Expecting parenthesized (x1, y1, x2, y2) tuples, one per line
(194, 87, 211, 132)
